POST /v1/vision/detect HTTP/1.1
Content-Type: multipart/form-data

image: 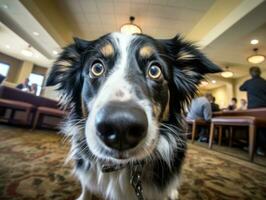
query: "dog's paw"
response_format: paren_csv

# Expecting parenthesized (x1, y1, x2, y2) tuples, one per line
(168, 189, 179, 200)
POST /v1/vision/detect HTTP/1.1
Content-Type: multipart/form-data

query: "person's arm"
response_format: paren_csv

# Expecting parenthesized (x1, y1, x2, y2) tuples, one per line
(203, 103, 212, 121)
(239, 81, 247, 91)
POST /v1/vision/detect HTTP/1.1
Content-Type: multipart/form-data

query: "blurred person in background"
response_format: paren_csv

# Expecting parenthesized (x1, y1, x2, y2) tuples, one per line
(240, 66, 266, 156)
(187, 93, 213, 142)
(227, 97, 237, 110)
(16, 78, 31, 92)
(238, 99, 247, 110)
(240, 66, 266, 108)
(30, 83, 38, 95)
(211, 96, 220, 112)
(0, 74, 5, 85)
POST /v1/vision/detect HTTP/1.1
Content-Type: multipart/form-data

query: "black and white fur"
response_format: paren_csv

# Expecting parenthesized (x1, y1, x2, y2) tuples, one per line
(46, 32, 221, 200)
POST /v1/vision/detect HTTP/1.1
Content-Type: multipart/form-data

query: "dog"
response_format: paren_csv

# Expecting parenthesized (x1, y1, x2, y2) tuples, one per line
(46, 32, 221, 200)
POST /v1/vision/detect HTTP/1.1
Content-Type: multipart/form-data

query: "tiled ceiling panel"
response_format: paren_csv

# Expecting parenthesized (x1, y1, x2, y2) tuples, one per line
(57, 0, 215, 39)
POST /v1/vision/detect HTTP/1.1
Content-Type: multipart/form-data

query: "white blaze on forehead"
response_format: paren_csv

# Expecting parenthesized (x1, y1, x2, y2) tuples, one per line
(94, 32, 136, 106)
(85, 33, 160, 163)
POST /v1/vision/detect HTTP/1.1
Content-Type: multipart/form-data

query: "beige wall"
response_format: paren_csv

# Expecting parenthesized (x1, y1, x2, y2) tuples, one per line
(0, 52, 48, 84)
(211, 85, 228, 108)
(0, 52, 23, 82)
(199, 78, 234, 109)
(16, 61, 34, 83)
(33, 65, 48, 76)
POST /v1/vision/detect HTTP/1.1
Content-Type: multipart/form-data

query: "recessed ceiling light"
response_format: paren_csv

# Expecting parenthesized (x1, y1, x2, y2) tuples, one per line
(211, 80, 216, 84)
(33, 32, 40, 36)
(21, 49, 33, 57)
(200, 81, 209, 86)
(250, 39, 259, 45)
(0, 4, 8, 9)
(52, 50, 58, 55)
(5, 45, 10, 49)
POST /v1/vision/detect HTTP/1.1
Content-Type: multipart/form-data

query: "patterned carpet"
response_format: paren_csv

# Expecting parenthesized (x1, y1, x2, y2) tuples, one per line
(0, 125, 266, 200)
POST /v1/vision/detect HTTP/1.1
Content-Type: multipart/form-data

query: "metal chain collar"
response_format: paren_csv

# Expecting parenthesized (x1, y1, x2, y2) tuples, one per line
(101, 162, 145, 200)
(130, 162, 144, 200)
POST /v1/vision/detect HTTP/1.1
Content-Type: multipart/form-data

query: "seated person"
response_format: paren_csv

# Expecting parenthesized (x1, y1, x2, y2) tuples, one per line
(16, 78, 31, 92)
(187, 93, 213, 142)
(227, 97, 237, 110)
(0, 73, 5, 85)
(211, 96, 220, 112)
(30, 83, 38, 95)
(238, 99, 247, 110)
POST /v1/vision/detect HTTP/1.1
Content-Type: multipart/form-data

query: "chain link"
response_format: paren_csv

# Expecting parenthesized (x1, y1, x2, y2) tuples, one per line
(130, 163, 144, 200)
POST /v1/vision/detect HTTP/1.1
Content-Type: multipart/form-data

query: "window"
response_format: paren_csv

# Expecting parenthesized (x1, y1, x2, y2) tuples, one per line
(29, 73, 44, 96)
(0, 62, 10, 76)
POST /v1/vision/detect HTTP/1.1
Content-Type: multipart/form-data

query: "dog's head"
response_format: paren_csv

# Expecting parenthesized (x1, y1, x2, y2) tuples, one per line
(47, 33, 221, 165)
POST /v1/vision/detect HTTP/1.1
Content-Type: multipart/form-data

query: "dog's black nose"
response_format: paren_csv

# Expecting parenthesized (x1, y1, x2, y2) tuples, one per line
(95, 102, 148, 151)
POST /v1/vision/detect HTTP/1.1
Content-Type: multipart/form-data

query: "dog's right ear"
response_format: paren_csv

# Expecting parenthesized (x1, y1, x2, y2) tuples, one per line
(46, 38, 90, 105)
(46, 37, 90, 87)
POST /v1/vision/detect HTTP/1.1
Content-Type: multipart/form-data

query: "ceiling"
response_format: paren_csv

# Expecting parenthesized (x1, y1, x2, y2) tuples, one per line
(56, 0, 215, 39)
(0, 0, 265, 89)
(0, 22, 52, 67)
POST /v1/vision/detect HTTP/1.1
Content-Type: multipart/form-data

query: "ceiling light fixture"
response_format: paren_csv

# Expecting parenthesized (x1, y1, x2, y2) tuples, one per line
(200, 81, 209, 86)
(250, 39, 259, 45)
(52, 50, 58, 55)
(247, 48, 265, 64)
(21, 45, 33, 57)
(120, 16, 142, 35)
(211, 80, 216, 84)
(221, 66, 233, 78)
(0, 4, 8, 9)
(33, 31, 40, 36)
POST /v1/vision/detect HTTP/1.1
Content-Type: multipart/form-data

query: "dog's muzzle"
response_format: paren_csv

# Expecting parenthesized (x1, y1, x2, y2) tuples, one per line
(95, 101, 148, 151)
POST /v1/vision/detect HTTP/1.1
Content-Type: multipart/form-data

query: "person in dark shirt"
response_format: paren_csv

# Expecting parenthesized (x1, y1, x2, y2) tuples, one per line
(16, 78, 31, 92)
(211, 96, 220, 112)
(240, 66, 266, 108)
(227, 97, 237, 110)
(0, 73, 5, 84)
(240, 66, 266, 156)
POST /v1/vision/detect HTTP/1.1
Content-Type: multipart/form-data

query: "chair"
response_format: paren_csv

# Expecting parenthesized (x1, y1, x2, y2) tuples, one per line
(32, 106, 66, 129)
(186, 119, 210, 143)
(208, 116, 266, 162)
(0, 98, 35, 125)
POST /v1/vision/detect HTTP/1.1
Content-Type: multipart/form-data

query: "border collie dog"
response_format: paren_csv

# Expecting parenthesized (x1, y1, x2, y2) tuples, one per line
(46, 32, 221, 200)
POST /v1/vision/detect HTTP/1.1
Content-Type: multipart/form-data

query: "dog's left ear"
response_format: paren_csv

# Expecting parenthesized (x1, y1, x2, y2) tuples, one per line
(159, 35, 222, 115)
(160, 35, 222, 81)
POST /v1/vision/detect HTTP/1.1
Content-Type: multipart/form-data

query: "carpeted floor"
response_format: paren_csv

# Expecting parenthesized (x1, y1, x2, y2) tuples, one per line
(0, 125, 266, 200)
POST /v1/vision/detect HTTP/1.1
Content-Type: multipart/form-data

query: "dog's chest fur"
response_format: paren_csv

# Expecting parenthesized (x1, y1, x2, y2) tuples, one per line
(75, 162, 178, 200)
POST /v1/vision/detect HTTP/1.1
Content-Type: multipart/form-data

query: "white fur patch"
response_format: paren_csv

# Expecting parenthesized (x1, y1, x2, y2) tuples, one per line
(85, 33, 159, 164)
(76, 164, 181, 200)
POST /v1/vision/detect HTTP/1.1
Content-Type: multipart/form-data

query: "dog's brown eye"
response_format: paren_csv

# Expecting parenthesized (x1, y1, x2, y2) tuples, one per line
(91, 62, 105, 77)
(148, 65, 162, 79)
